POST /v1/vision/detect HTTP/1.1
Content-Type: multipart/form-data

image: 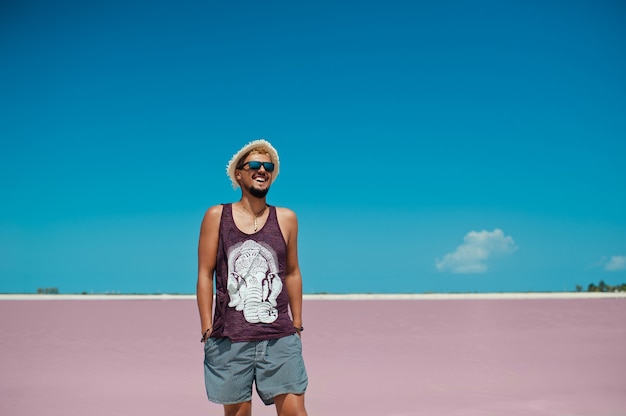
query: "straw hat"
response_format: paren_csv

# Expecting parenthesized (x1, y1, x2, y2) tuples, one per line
(226, 139, 280, 189)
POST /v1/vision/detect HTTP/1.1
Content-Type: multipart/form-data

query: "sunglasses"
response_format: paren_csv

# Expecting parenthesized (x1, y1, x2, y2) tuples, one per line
(237, 161, 275, 172)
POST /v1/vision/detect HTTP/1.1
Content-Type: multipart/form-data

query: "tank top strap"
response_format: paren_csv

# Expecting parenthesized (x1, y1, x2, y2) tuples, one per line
(266, 204, 277, 226)
(222, 203, 233, 221)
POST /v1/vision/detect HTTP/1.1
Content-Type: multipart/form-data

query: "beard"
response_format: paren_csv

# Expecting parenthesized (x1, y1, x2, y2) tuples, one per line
(248, 184, 270, 198)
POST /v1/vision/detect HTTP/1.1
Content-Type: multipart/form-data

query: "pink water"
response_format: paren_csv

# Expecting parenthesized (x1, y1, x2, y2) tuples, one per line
(1, 298, 625, 415)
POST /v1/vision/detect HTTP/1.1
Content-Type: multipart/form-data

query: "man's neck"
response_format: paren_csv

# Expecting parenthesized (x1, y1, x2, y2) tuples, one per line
(239, 196, 268, 214)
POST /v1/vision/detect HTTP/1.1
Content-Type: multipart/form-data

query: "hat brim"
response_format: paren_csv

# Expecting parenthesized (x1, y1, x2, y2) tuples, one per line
(226, 139, 280, 189)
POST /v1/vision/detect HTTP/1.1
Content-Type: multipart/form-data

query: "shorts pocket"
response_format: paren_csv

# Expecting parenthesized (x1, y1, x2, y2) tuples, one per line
(290, 333, 303, 352)
(203, 338, 220, 362)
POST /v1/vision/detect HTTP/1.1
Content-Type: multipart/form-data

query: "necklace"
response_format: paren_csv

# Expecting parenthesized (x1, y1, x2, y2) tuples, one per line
(240, 203, 268, 232)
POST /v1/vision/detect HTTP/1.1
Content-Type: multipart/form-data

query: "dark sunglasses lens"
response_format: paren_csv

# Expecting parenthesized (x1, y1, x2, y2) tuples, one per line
(245, 161, 275, 172)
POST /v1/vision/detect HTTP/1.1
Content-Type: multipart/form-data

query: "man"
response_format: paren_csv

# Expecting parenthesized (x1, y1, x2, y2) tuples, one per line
(197, 139, 308, 416)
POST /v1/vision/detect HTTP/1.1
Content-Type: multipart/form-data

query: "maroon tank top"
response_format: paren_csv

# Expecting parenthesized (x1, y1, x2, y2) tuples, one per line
(210, 203, 296, 342)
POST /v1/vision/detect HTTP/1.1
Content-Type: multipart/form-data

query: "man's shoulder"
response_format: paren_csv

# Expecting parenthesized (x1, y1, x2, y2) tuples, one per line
(275, 206, 298, 225)
(275, 206, 297, 217)
(203, 204, 225, 222)
(207, 203, 226, 214)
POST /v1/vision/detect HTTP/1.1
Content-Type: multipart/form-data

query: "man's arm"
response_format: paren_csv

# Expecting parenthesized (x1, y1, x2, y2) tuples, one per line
(196, 205, 222, 341)
(277, 208, 304, 332)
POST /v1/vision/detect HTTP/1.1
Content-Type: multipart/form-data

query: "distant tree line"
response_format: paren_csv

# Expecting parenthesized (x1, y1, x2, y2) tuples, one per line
(576, 280, 626, 292)
(37, 287, 59, 294)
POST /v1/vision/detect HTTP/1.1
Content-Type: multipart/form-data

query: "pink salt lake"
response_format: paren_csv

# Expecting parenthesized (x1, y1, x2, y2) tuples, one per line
(1, 295, 625, 416)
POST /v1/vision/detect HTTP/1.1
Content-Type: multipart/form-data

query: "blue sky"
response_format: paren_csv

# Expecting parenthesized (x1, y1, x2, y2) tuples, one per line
(1, 0, 625, 294)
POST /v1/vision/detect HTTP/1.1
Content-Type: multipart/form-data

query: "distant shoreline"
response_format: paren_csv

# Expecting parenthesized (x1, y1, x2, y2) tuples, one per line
(1, 292, 625, 301)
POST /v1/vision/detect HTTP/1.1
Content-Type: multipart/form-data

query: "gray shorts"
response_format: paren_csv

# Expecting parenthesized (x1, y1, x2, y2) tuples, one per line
(203, 334, 308, 405)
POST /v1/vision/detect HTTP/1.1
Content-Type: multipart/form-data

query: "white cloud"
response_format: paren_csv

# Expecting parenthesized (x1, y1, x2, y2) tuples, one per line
(436, 229, 517, 274)
(603, 255, 626, 272)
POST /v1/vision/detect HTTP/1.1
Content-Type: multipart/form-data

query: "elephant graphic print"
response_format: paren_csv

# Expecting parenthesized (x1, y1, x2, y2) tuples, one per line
(227, 239, 283, 324)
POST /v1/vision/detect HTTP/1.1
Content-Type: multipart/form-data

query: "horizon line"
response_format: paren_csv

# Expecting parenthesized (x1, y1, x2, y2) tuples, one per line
(1, 292, 625, 301)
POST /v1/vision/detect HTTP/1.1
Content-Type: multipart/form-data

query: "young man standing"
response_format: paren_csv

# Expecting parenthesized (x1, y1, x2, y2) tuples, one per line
(197, 140, 308, 416)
